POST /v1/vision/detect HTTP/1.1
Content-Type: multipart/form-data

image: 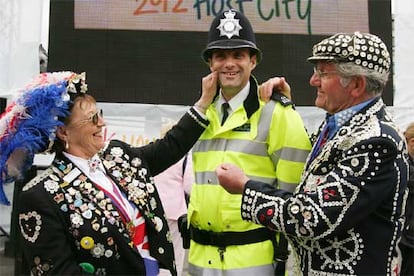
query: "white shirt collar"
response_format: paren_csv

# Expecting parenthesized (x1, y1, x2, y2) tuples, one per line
(62, 152, 105, 175)
(216, 81, 250, 116)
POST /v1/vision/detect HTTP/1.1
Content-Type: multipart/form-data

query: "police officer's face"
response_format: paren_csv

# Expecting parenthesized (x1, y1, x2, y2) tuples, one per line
(209, 48, 257, 98)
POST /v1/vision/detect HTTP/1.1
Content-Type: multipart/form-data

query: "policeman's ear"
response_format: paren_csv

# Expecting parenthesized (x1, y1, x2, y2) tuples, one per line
(208, 58, 213, 71)
(250, 54, 257, 71)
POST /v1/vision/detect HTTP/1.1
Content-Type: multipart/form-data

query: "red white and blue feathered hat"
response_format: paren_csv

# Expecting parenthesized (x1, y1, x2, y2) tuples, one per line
(0, 71, 87, 205)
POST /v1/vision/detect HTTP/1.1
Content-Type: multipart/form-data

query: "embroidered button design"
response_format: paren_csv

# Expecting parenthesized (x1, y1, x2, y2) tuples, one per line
(290, 204, 300, 214)
(82, 209, 93, 219)
(104, 250, 113, 258)
(91, 243, 105, 258)
(44, 179, 59, 193)
(71, 213, 84, 228)
(153, 216, 163, 232)
(60, 204, 68, 212)
(79, 262, 95, 274)
(19, 211, 42, 243)
(323, 188, 337, 200)
(107, 236, 114, 246)
(54, 193, 64, 203)
(32, 256, 53, 274)
(88, 157, 101, 173)
(80, 236, 95, 250)
(131, 157, 142, 167)
(266, 208, 274, 216)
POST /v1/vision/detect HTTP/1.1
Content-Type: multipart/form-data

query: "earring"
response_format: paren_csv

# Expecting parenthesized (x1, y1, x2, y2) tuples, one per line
(65, 141, 69, 150)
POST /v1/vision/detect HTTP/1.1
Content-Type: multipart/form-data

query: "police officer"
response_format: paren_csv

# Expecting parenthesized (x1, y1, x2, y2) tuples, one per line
(186, 9, 311, 275)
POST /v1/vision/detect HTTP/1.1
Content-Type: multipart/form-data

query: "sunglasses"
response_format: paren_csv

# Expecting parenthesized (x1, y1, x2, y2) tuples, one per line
(71, 109, 103, 126)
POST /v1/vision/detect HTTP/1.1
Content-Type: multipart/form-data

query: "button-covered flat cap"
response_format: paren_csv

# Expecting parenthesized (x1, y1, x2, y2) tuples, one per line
(308, 31, 390, 74)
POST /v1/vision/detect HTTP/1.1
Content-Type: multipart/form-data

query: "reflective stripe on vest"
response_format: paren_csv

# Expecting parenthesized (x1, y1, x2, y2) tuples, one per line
(194, 170, 300, 192)
(195, 138, 309, 165)
(256, 99, 275, 142)
(194, 138, 269, 156)
(195, 170, 276, 186)
(188, 263, 274, 276)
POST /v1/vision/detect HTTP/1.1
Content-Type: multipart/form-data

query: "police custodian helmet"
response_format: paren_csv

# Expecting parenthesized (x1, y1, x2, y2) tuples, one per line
(201, 9, 262, 64)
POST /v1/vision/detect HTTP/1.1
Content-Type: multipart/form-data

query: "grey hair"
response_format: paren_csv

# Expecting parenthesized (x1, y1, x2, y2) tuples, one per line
(334, 62, 389, 96)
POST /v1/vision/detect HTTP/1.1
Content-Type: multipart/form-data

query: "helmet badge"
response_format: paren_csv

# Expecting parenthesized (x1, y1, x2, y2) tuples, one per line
(217, 10, 242, 39)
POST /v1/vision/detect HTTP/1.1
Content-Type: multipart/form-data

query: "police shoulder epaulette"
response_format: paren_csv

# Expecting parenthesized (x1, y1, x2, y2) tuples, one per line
(270, 92, 294, 107)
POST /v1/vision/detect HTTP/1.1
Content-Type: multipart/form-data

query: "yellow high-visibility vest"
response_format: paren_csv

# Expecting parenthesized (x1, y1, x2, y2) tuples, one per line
(188, 78, 311, 274)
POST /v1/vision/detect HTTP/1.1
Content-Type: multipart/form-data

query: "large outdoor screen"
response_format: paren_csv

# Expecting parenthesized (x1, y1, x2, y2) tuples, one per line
(48, 0, 392, 106)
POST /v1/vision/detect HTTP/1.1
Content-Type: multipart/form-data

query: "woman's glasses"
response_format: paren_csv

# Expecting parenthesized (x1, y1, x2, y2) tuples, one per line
(71, 109, 103, 126)
(87, 109, 103, 125)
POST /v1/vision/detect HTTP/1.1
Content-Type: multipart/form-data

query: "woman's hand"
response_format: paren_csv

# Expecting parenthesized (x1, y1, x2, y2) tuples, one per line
(194, 71, 218, 113)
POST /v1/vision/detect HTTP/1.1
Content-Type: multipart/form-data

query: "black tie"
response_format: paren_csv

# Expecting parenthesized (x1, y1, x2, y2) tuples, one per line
(221, 102, 230, 125)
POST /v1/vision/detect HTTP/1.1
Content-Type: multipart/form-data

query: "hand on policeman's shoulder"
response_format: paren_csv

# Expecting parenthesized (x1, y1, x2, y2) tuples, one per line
(259, 76, 291, 102)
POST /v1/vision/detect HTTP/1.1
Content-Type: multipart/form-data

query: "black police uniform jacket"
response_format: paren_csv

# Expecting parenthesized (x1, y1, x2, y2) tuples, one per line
(240, 97, 409, 275)
(17, 108, 208, 275)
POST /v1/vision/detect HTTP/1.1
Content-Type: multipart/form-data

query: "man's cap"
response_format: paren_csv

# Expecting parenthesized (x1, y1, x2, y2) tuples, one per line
(307, 31, 390, 74)
(201, 9, 262, 63)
